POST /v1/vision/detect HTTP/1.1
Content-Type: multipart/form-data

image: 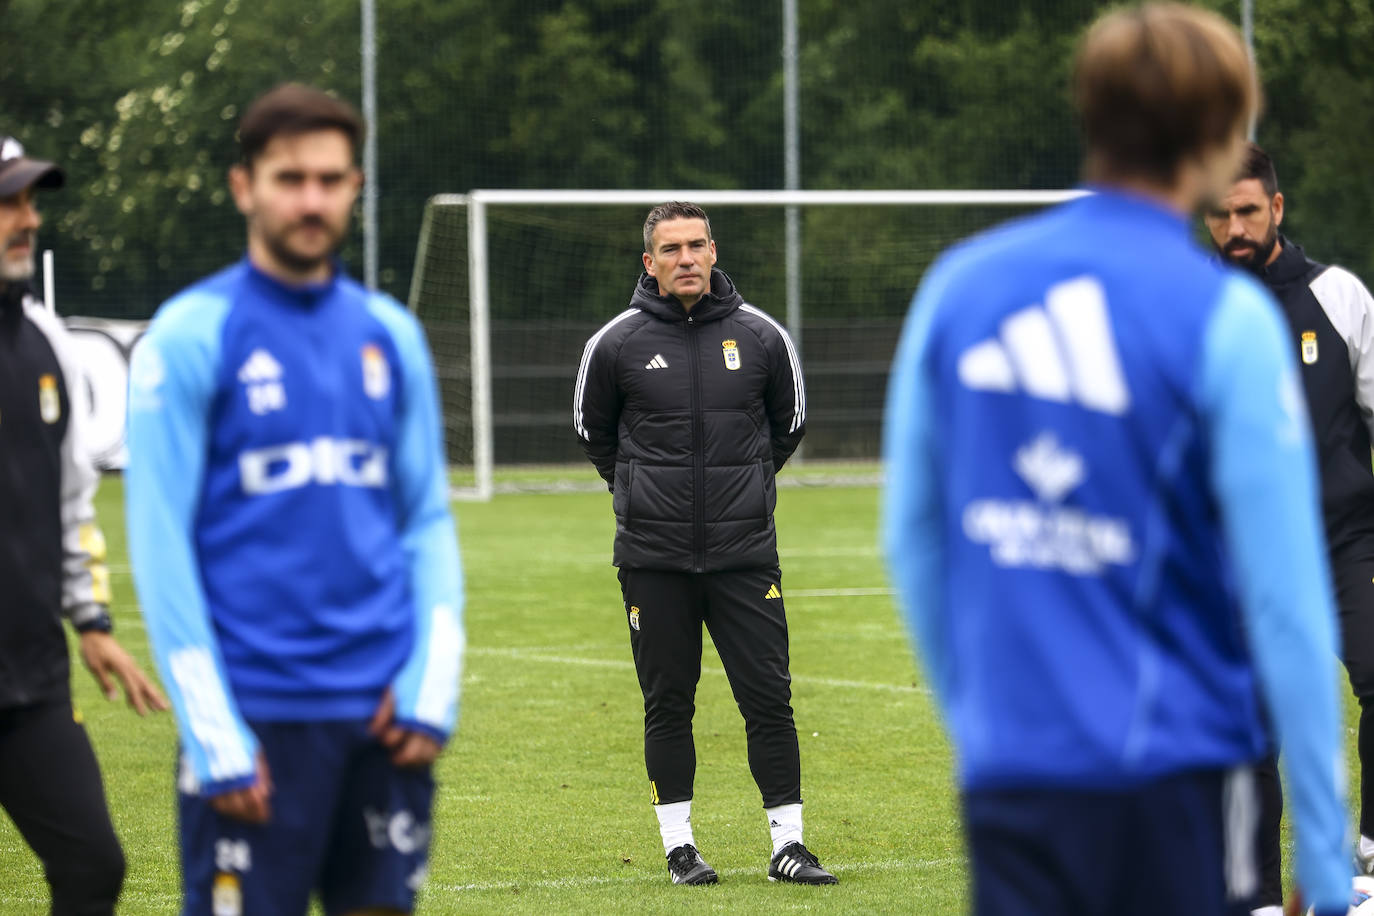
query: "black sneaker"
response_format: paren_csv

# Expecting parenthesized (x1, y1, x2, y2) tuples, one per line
(768, 841, 838, 885)
(666, 843, 718, 885)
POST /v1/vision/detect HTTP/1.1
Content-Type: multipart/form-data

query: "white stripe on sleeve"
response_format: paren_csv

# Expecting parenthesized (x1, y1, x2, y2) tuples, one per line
(573, 308, 639, 440)
(739, 303, 806, 433)
(1309, 266, 1374, 444)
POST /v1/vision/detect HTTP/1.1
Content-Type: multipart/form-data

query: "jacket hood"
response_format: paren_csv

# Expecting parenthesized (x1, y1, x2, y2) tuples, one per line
(1255, 235, 1316, 291)
(0, 280, 30, 325)
(630, 267, 744, 322)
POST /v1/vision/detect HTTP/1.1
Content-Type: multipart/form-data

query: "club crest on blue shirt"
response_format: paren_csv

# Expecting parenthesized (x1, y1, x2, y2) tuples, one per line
(362, 344, 389, 400)
(721, 339, 741, 371)
(1301, 330, 1318, 365)
(38, 373, 60, 424)
(211, 872, 242, 916)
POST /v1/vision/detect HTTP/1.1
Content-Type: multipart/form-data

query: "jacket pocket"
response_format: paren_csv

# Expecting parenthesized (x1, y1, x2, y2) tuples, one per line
(613, 459, 636, 520)
(759, 458, 776, 519)
(704, 460, 769, 522)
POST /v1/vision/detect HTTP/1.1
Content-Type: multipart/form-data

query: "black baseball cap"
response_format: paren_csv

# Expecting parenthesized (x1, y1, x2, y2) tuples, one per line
(0, 136, 64, 197)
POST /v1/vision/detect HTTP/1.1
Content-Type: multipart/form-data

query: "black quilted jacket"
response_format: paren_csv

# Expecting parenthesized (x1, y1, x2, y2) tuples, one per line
(574, 269, 806, 572)
(0, 286, 111, 708)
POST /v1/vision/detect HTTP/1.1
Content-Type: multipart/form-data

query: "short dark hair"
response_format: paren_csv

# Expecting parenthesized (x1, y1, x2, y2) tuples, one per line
(643, 202, 712, 253)
(1236, 141, 1279, 196)
(1074, 3, 1259, 185)
(237, 83, 364, 167)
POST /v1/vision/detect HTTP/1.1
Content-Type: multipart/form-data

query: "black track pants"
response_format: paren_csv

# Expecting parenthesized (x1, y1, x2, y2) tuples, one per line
(1252, 753, 1282, 909)
(1332, 541, 1374, 838)
(1255, 537, 1374, 906)
(618, 566, 802, 808)
(0, 700, 125, 915)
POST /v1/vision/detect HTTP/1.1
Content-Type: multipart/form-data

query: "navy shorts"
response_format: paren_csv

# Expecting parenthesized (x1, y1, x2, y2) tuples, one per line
(963, 767, 1257, 916)
(178, 719, 435, 916)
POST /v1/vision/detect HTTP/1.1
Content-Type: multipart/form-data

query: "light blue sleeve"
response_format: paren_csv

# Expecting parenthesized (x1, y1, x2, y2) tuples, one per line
(125, 296, 260, 795)
(1200, 274, 1351, 912)
(369, 296, 466, 741)
(881, 268, 951, 711)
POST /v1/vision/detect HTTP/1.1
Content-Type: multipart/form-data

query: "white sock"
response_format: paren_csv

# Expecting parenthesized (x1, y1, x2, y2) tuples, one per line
(1249, 906, 1283, 916)
(655, 800, 694, 855)
(766, 802, 803, 855)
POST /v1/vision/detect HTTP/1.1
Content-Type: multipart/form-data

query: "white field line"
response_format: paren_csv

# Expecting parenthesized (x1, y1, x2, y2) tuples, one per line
(427, 855, 962, 893)
(0, 856, 963, 905)
(109, 554, 885, 572)
(92, 635, 925, 696)
(788, 587, 892, 597)
(104, 587, 896, 638)
(778, 546, 880, 557)
(468, 647, 927, 695)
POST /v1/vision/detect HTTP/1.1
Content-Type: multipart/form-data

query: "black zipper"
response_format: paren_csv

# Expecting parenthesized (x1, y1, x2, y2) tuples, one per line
(686, 314, 705, 572)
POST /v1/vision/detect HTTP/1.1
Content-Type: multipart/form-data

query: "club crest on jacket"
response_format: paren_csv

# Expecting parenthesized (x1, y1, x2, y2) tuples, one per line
(38, 374, 60, 424)
(721, 339, 740, 371)
(1301, 330, 1318, 365)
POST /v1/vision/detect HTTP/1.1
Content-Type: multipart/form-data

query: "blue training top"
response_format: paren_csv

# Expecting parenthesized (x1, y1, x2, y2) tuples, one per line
(882, 189, 1349, 911)
(126, 258, 465, 797)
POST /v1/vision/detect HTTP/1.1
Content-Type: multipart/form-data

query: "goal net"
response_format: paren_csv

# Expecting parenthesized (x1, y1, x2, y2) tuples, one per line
(408, 189, 1083, 500)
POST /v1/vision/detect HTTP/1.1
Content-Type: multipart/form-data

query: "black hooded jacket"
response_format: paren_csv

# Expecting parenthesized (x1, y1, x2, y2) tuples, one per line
(1256, 236, 1374, 549)
(0, 285, 111, 708)
(574, 269, 806, 572)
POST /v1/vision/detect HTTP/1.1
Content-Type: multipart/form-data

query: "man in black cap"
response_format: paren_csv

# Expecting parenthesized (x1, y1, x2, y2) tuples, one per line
(0, 134, 167, 914)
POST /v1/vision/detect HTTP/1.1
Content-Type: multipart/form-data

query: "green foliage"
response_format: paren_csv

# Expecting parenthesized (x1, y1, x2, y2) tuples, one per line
(1253, 0, 1374, 280)
(5, 0, 1374, 317)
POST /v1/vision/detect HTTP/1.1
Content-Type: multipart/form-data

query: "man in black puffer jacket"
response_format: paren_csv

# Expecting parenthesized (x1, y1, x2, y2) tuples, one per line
(1206, 143, 1374, 916)
(574, 202, 835, 888)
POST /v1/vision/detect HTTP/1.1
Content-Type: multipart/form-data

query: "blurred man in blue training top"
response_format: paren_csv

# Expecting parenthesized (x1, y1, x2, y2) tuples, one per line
(125, 84, 465, 915)
(882, 4, 1350, 915)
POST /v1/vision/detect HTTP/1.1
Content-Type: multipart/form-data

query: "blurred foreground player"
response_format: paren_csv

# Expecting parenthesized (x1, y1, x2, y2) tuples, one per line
(125, 84, 464, 915)
(1206, 143, 1374, 916)
(0, 135, 167, 914)
(882, 5, 1349, 915)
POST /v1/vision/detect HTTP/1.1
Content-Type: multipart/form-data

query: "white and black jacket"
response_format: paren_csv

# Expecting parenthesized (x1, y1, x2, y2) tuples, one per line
(0, 285, 111, 709)
(1258, 237, 1374, 550)
(574, 269, 806, 572)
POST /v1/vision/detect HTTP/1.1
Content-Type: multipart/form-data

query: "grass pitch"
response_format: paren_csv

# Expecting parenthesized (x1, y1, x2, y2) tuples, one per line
(0, 468, 1350, 913)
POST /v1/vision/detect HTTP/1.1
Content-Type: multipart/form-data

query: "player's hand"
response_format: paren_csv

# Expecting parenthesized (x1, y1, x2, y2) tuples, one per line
(78, 631, 170, 716)
(368, 690, 443, 768)
(209, 753, 273, 824)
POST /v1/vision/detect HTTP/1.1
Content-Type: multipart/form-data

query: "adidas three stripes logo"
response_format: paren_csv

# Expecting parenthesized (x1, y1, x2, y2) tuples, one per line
(645, 354, 669, 369)
(957, 275, 1131, 416)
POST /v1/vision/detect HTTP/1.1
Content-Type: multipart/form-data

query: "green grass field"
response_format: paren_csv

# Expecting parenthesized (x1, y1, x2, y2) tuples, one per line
(0, 469, 1356, 913)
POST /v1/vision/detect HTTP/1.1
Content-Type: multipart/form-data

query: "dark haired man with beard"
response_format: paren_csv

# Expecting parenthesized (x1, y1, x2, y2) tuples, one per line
(1207, 142, 1374, 916)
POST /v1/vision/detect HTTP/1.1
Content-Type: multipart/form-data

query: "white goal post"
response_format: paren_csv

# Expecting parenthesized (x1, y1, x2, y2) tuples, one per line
(410, 188, 1087, 501)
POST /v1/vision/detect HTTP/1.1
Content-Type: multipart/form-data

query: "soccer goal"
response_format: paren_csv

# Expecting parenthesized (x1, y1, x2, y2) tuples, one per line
(408, 189, 1085, 501)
